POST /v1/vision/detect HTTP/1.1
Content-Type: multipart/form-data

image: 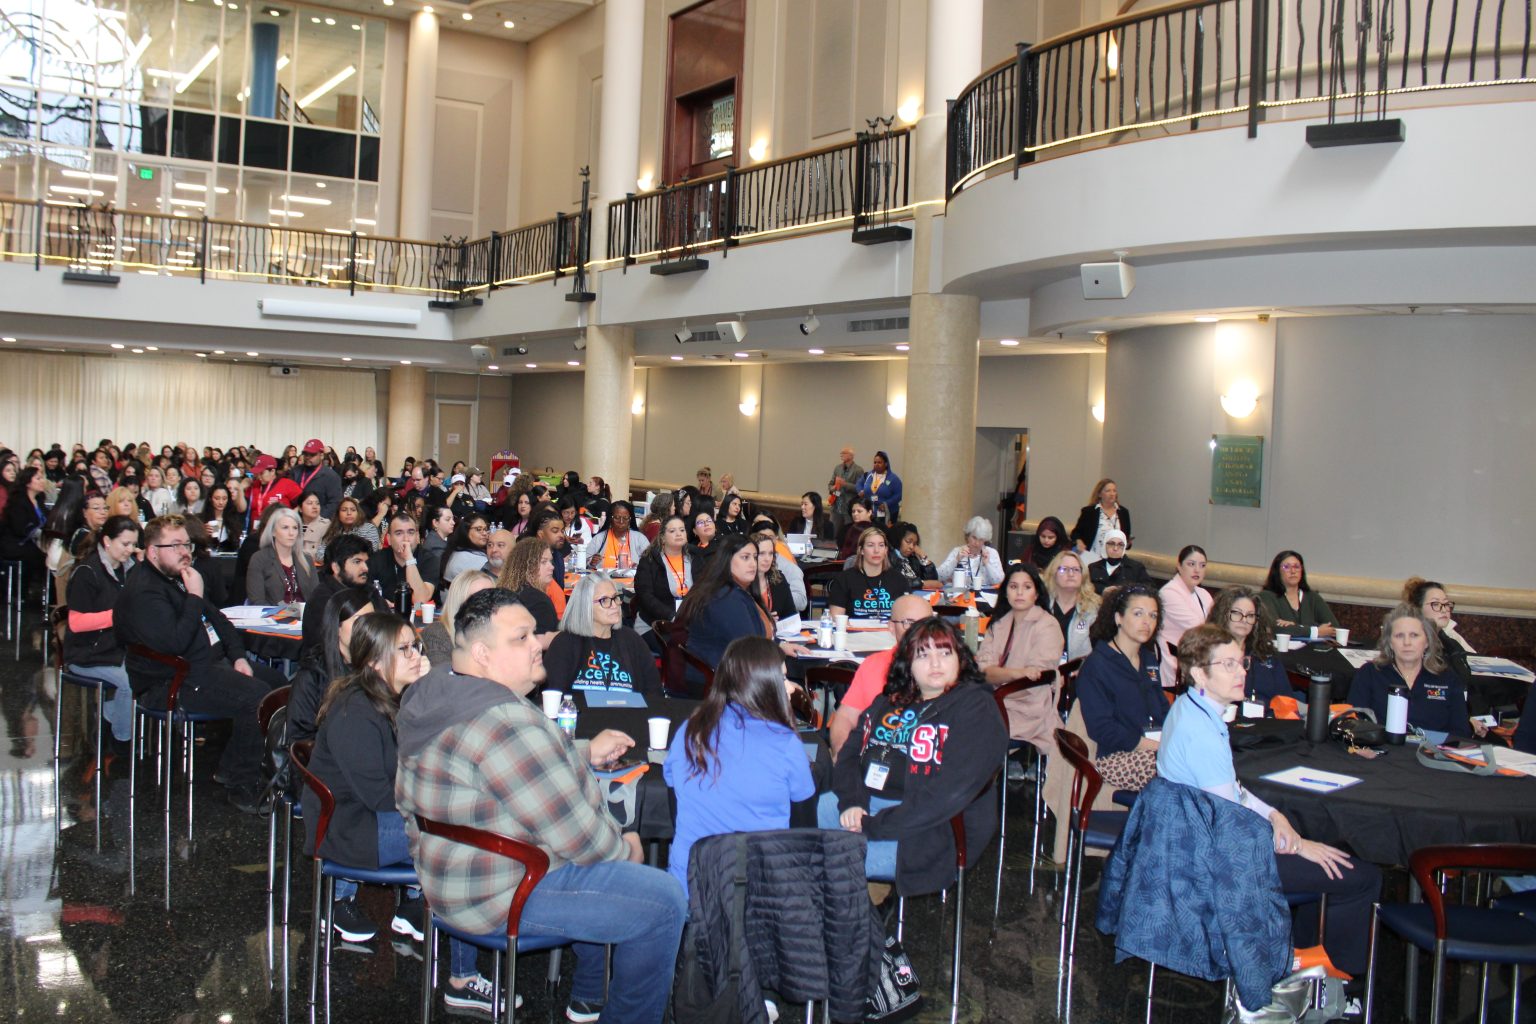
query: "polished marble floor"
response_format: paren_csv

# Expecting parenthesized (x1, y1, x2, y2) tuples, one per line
(0, 605, 1524, 1024)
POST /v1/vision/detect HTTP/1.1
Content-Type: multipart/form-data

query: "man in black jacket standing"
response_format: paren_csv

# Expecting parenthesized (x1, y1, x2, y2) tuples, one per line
(116, 515, 285, 813)
(292, 438, 343, 518)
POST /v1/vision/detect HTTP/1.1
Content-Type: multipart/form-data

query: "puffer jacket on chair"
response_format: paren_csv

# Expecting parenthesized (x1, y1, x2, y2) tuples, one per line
(685, 828, 883, 1024)
(1095, 776, 1291, 1012)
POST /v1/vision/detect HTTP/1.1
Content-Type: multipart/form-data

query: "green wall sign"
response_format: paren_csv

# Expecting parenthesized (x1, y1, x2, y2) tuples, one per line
(1210, 434, 1264, 508)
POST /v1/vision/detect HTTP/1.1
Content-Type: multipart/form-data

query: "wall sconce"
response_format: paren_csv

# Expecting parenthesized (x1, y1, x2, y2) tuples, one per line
(636, 173, 655, 192)
(1220, 380, 1259, 418)
(738, 399, 758, 416)
(897, 96, 921, 124)
(1091, 402, 1105, 424)
(631, 397, 644, 415)
(886, 398, 907, 419)
(1101, 32, 1119, 81)
(748, 138, 768, 161)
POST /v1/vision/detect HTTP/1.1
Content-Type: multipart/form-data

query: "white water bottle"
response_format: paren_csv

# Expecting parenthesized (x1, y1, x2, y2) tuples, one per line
(1384, 684, 1409, 745)
(556, 694, 578, 737)
(818, 609, 834, 648)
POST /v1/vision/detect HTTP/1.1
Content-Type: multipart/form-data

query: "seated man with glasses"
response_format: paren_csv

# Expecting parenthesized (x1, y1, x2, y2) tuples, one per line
(115, 515, 287, 814)
(827, 594, 935, 759)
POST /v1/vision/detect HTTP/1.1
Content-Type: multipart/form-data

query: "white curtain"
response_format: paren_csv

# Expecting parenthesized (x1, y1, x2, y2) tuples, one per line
(0, 352, 378, 455)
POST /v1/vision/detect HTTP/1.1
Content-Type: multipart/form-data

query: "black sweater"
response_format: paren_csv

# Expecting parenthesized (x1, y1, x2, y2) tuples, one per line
(1070, 503, 1132, 552)
(63, 549, 129, 667)
(302, 687, 399, 868)
(833, 682, 1008, 895)
(115, 562, 246, 697)
(633, 549, 691, 626)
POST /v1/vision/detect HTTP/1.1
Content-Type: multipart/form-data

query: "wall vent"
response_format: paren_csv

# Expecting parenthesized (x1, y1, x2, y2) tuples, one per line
(847, 316, 909, 333)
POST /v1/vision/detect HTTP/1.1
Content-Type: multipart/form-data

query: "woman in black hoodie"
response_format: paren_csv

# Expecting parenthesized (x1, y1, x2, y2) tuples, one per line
(828, 618, 1008, 895)
(63, 515, 142, 743)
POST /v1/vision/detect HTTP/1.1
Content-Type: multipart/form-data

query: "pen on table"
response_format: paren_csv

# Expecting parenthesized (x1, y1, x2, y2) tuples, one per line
(1299, 776, 1340, 789)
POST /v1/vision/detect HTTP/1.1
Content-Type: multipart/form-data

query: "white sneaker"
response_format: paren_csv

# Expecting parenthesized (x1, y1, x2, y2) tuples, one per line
(765, 999, 780, 1023)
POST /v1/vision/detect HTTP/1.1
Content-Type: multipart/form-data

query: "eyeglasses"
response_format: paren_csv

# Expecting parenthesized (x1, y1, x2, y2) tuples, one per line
(1056, 565, 1082, 575)
(152, 541, 194, 551)
(1202, 656, 1251, 673)
(594, 595, 620, 609)
(398, 639, 425, 656)
(1427, 600, 1455, 613)
(1227, 610, 1258, 623)
(889, 617, 927, 631)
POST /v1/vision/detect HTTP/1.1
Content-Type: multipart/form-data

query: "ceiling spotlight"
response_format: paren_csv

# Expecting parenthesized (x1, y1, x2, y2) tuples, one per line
(999, 338, 1020, 347)
(341, 356, 352, 361)
(1194, 315, 1219, 324)
(110, 343, 125, 349)
(512, 345, 528, 355)
(807, 348, 824, 355)
(1, 336, 15, 343)
(573, 333, 587, 351)
(567, 360, 580, 366)
(798, 311, 820, 336)
(717, 319, 748, 344)
(486, 364, 498, 371)
(669, 355, 684, 361)
(733, 352, 749, 359)
(895, 344, 910, 352)
(195, 352, 207, 357)
(503, 19, 514, 28)
(525, 362, 537, 369)
(246, 351, 259, 357)
(130, 348, 144, 354)
(673, 322, 692, 344)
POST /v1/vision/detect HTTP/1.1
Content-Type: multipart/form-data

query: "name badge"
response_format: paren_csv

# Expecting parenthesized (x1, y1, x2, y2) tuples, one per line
(864, 762, 890, 791)
(203, 619, 219, 647)
(674, 597, 684, 611)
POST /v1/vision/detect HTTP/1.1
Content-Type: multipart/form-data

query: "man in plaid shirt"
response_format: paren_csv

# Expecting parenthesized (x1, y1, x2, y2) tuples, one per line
(397, 588, 686, 1023)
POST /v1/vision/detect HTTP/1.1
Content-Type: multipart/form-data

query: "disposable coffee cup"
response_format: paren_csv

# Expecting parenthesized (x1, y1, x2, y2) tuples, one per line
(420, 601, 436, 625)
(834, 614, 849, 631)
(647, 716, 671, 749)
(1334, 627, 1351, 646)
(1275, 632, 1292, 650)
(541, 690, 563, 718)
(952, 569, 970, 591)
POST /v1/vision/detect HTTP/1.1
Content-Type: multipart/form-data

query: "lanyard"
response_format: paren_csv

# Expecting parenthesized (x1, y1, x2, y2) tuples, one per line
(666, 553, 689, 595)
(296, 465, 322, 493)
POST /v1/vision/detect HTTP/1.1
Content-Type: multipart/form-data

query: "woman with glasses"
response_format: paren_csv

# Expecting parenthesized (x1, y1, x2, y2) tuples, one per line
(545, 572, 661, 700)
(1162, 624, 1380, 983)
(586, 500, 650, 571)
(1044, 549, 1100, 661)
(1259, 550, 1338, 639)
(1206, 587, 1291, 706)
(1401, 577, 1515, 721)
(1348, 603, 1480, 738)
(302, 613, 492, 1011)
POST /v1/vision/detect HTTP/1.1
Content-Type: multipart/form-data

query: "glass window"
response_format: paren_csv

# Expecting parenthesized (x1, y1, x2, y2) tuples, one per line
(360, 19, 383, 134)
(92, 0, 136, 99)
(0, 142, 38, 199)
(357, 133, 378, 181)
(287, 172, 347, 233)
(95, 96, 128, 150)
(125, 104, 169, 154)
(242, 116, 286, 168)
(246, 3, 295, 122)
(169, 0, 222, 111)
(292, 12, 360, 130)
(170, 109, 215, 159)
(42, 147, 107, 204)
(40, 92, 94, 147)
(291, 124, 353, 177)
(1, 88, 38, 141)
(217, 1, 249, 115)
(38, 0, 98, 95)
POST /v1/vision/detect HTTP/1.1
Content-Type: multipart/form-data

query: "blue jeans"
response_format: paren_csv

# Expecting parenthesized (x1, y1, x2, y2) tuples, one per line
(335, 812, 476, 977)
(817, 792, 899, 880)
(516, 859, 686, 1023)
(65, 663, 133, 742)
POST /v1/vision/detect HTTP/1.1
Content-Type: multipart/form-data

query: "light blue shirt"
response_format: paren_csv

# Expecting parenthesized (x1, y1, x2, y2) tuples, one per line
(1158, 690, 1274, 820)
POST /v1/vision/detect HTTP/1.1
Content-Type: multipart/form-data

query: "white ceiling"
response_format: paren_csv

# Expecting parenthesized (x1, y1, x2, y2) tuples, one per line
(300, 0, 595, 42)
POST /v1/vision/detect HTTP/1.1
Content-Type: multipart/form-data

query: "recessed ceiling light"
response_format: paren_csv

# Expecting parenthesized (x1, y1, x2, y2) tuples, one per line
(1442, 307, 1468, 315)
(503, 19, 514, 28)
(461, 11, 471, 19)
(895, 344, 910, 352)
(195, 352, 207, 357)
(525, 363, 537, 369)
(485, 364, 498, 370)
(400, 359, 412, 365)
(341, 356, 352, 362)
(1194, 316, 1219, 323)
(669, 355, 683, 361)
(807, 348, 824, 355)
(422, 4, 433, 11)
(110, 343, 125, 349)
(213, 350, 225, 355)
(999, 338, 1020, 347)
(567, 360, 580, 366)
(246, 351, 259, 356)
(145, 346, 159, 351)
(1, 336, 14, 343)
(130, 348, 144, 354)
(734, 352, 749, 359)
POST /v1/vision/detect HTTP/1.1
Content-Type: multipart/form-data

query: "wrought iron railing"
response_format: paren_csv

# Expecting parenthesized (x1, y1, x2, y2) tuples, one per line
(948, 0, 1536, 196)
(606, 127, 912, 265)
(0, 196, 588, 300)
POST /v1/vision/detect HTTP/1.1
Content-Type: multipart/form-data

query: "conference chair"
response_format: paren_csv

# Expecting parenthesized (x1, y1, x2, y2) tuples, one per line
(991, 671, 1056, 906)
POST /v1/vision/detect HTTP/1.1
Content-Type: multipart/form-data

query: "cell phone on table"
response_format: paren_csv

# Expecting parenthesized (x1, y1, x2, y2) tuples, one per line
(600, 757, 647, 773)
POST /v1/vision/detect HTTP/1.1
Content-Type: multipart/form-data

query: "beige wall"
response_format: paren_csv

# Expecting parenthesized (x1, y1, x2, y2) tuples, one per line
(374, 369, 513, 471)
(520, 7, 604, 217)
(433, 32, 527, 237)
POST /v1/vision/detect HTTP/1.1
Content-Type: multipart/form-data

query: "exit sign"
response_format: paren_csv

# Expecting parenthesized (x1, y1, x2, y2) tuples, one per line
(138, 167, 154, 180)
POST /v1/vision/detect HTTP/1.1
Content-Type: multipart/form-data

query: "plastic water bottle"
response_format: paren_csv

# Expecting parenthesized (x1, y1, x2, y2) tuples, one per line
(556, 694, 578, 737)
(818, 609, 834, 648)
(963, 605, 981, 651)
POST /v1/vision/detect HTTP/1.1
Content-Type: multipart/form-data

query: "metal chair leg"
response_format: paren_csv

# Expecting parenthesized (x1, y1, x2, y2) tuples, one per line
(128, 703, 138, 896)
(1363, 904, 1380, 1024)
(949, 868, 965, 1024)
(421, 913, 437, 1024)
(503, 947, 518, 1024)
(93, 687, 105, 853)
(162, 718, 172, 910)
(308, 862, 324, 1024)
(1429, 945, 1445, 1024)
(1511, 965, 1521, 1024)
(1145, 962, 1156, 1024)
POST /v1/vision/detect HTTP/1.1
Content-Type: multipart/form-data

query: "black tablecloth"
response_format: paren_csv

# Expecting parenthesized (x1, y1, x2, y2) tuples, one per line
(1235, 721, 1536, 865)
(574, 697, 831, 842)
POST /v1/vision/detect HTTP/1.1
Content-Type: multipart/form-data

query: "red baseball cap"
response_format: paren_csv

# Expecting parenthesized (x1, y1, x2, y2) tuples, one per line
(253, 455, 278, 473)
(302, 438, 325, 454)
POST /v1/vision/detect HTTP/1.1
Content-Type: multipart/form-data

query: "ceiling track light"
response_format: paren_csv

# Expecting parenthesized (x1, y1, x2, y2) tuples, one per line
(799, 310, 820, 336)
(673, 322, 692, 345)
(717, 319, 748, 344)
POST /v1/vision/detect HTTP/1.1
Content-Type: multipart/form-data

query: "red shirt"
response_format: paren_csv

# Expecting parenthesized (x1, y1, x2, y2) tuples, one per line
(250, 477, 301, 520)
(842, 647, 896, 718)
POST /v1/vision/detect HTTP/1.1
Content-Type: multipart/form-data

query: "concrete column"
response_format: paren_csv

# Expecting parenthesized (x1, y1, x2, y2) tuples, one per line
(399, 10, 439, 241)
(591, 0, 645, 262)
(386, 365, 428, 473)
(903, 292, 980, 548)
(582, 326, 635, 495)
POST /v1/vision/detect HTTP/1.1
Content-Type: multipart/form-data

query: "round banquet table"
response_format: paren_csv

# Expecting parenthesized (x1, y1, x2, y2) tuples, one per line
(1235, 721, 1536, 866)
(572, 697, 831, 843)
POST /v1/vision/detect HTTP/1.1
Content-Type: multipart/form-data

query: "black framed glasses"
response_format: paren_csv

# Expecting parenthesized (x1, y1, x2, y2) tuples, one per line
(152, 541, 194, 551)
(1227, 610, 1258, 623)
(1427, 600, 1455, 613)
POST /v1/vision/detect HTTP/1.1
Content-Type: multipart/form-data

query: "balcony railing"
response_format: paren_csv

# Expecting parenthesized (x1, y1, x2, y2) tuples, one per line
(0, 195, 588, 301)
(606, 127, 912, 265)
(948, 0, 1536, 197)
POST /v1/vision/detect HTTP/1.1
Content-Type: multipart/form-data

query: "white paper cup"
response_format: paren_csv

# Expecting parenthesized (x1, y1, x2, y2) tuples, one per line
(647, 716, 671, 750)
(1275, 632, 1292, 650)
(541, 690, 563, 718)
(420, 602, 436, 625)
(834, 614, 849, 630)
(1335, 627, 1351, 646)
(952, 570, 970, 591)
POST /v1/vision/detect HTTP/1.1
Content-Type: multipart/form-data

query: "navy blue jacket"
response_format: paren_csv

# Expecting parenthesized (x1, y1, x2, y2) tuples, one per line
(687, 584, 770, 669)
(1348, 661, 1468, 735)
(1076, 640, 1167, 757)
(1096, 777, 1291, 1012)
(1245, 655, 1293, 706)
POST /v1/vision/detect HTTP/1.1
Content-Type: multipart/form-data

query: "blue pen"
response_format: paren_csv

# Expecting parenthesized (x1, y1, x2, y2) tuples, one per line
(1299, 776, 1340, 789)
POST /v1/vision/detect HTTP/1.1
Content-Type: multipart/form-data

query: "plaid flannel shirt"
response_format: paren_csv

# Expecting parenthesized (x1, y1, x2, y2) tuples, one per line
(396, 689, 628, 936)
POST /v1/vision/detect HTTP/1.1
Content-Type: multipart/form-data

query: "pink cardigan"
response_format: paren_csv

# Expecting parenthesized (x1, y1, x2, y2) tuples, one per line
(1157, 576, 1212, 689)
(977, 604, 1065, 750)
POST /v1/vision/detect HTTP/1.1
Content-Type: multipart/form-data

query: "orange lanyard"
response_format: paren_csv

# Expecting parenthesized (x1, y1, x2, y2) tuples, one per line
(666, 553, 689, 595)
